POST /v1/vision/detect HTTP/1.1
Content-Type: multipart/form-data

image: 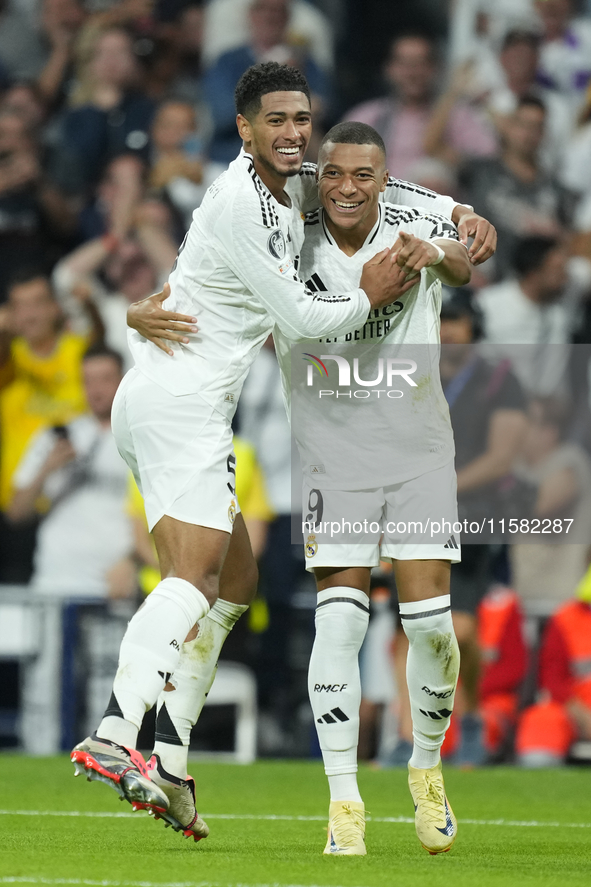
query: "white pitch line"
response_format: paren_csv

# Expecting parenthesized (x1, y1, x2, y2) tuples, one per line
(1, 810, 591, 829)
(0, 879, 365, 887)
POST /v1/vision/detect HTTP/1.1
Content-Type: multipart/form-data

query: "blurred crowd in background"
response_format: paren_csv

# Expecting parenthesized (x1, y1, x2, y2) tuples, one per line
(2, 0, 591, 768)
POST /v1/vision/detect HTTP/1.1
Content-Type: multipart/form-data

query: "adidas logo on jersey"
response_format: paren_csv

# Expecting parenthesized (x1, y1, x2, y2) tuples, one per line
(317, 707, 350, 725)
(443, 535, 459, 550)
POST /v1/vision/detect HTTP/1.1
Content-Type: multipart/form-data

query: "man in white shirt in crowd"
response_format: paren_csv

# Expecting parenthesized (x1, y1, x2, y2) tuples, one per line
(8, 345, 134, 756)
(8, 345, 131, 596)
(477, 234, 591, 395)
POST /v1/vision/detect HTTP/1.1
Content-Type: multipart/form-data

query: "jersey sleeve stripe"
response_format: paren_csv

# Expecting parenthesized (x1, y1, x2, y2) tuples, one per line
(299, 162, 318, 177)
(386, 178, 441, 200)
(248, 162, 280, 228)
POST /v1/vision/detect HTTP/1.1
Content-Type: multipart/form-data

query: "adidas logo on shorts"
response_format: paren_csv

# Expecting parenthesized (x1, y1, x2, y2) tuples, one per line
(443, 535, 459, 550)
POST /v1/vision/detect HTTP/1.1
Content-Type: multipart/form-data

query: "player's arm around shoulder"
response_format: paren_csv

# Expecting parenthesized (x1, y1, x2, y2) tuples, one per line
(215, 188, 372, 340)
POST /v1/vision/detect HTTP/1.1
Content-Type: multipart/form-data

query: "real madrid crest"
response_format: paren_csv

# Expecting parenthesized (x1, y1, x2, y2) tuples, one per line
(228, 499, 236, 525)
(305, 533, 318, 558)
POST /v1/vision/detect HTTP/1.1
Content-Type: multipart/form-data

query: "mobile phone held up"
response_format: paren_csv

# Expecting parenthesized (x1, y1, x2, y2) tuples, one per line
(53, 425, 70, 440)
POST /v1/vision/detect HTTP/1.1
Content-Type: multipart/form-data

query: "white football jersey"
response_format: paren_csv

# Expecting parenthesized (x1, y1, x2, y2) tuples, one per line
(129, 149, 460, 417)
(276, 203, 461, 490)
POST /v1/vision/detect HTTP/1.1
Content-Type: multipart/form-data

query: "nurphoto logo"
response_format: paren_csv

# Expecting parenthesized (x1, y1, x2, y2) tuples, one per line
(303, 353, 418, 398)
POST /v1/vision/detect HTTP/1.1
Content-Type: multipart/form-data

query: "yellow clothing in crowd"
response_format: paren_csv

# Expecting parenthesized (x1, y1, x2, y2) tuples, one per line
(0, 333, 88, 508)
(576, 564, 591, 604)
(128, 435, 275, 594)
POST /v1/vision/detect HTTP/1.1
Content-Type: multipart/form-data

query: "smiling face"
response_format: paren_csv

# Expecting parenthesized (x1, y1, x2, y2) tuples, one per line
(237, 90, 311, 182)
(318, 141, 388, 235)
(9, 277, 61, 347)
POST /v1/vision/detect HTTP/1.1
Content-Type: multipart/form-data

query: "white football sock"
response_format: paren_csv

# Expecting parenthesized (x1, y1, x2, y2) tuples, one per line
(399, 594, 459, 770)
(153, 598, 248, 778)
(97, 577, 210, 747)
(308, 587, 369, 802)
(328, 771, 362, 803)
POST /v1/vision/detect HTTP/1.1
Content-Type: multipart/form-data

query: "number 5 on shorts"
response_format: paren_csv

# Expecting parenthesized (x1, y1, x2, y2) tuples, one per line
(227, 453, 236, 494)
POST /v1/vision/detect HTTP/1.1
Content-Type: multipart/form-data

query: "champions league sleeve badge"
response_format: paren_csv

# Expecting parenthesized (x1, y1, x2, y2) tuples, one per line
(267, 228, 286, 260)
(305, 533, 318, 558)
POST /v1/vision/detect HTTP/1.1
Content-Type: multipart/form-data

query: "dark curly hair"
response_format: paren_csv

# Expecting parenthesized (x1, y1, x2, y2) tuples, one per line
(234, 61, 310, 119)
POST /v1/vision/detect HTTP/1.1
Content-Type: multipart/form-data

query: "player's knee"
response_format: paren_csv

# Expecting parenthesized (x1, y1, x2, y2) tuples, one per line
(165, 570, 219, 606)
(243, 558, 259, 601)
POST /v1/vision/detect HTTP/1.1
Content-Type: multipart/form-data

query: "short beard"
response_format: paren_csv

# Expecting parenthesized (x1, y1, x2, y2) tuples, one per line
(257, 151, 302, 179)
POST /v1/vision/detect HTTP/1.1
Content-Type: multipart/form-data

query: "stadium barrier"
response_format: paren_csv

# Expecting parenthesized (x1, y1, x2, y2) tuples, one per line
(0, 587, 257, 761)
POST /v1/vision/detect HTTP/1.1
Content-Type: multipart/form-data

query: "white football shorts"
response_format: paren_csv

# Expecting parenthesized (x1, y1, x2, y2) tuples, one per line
(302, 459, 461, 570)
(112, 368, 240, 533)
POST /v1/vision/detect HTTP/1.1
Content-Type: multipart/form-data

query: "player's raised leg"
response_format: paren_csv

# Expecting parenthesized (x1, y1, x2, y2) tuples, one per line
(146, 513, 257, 839)
(394, 558, 460, 854)
(309, 566, 371, 856)
(72, 516, 227, 811)
(72, 370, 233, 814)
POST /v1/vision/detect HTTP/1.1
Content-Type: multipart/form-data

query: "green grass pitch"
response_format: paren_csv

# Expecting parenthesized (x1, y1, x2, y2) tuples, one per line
(1, 756, 591, 887)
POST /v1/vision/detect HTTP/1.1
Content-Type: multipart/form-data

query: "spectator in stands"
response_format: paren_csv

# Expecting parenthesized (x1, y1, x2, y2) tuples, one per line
(515, 567, 591, 766)
(426, 31, 574, 176)
(7, 345, 133, 598)
(477, 236, 591, 395)
(0, 1, 85, 110)
(11, 344, 136, 757)
(476, 586, 528, 760)
(448, 0, 538, 83)
(36, 0, 87, 110)
(438, 294, 526, 764)
(148, 99, 222, 228)
(0, 271, 101, 582)
(342, 33, 496, 182)
(1, 82, 48, 134)
(560, 81, 591, 249)
(76, 153, 145, 243)
(534, 0, 591, 114)
(202, 0, 333, 74)
(460, 96, 572, 280)
(49, 25, 154, 196)
(139, 3, 210, 117)
(489, 30, 574, 173)
(510, 396, 591, 618)
(0, 272, 102, 511)
(53, 191, 177, 368)
(441, 585, 528, 763)
(0, 109, 74, 301)
(0, 0, 48, 83)
(204, 0, 328, 166)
